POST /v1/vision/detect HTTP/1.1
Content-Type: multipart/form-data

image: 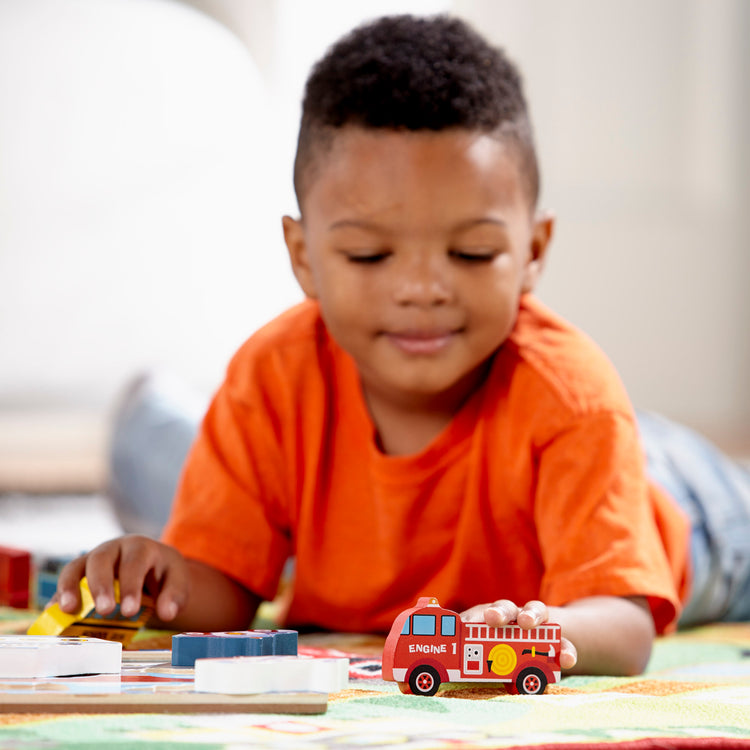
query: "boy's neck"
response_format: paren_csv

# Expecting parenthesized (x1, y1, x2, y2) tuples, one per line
(368, 398, 454, 455)
(361, 362, 491, 456)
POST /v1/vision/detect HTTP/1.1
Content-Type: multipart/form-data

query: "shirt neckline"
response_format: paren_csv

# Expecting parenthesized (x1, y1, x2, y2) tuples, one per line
(331, 339, 488, 483)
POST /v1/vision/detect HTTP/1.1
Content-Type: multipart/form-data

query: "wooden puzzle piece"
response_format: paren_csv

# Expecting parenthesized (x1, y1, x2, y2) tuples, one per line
(0, 690, 327, 714)
(27, 577, 153, 647)
(0, 635, 122, 678)
(251, 628, 298, 655)
(0, 647, 329, 714)
(171, 629, 298, 667)
(0, 545, 31, 608)
(194, 655, 349, 694)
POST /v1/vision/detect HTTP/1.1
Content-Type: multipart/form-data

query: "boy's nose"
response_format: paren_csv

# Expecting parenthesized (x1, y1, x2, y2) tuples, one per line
(392, 255, 453, 307)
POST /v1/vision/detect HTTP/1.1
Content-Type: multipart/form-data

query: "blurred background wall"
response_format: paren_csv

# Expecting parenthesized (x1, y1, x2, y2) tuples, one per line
(459, 0, 750, 448)
(0, 0, 748, 487)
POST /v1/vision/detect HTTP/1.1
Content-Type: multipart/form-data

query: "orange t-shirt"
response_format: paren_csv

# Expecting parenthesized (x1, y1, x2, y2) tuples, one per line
(162, 295, 691, 634)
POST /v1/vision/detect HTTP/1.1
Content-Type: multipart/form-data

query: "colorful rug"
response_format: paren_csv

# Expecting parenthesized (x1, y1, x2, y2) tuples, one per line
(1, 609, 750, 749)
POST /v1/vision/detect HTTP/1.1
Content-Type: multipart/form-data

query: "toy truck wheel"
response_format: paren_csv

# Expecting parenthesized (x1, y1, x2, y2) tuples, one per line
(516, 667, 547, 695)
(408, 665, 441, 696)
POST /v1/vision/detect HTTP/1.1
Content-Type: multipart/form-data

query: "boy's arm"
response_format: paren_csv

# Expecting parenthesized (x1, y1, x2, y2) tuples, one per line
(148, 557, 262, 632)
(549, 596, 654, 675)
(463, 595, 655, 676)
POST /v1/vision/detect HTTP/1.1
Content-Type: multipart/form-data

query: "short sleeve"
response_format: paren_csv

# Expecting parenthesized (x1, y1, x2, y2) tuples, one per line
(534, 410, 688, 633)
(161, 358, 292, 602)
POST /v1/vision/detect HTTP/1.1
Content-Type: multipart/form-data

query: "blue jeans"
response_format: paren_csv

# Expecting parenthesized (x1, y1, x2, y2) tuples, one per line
(107, 374, 207, 538)
(638, 411, 750, 626)
(108, 376, 750, 627)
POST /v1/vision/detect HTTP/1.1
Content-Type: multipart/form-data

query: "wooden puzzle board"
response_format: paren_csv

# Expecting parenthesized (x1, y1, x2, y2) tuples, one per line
(0, 650, 327, 715)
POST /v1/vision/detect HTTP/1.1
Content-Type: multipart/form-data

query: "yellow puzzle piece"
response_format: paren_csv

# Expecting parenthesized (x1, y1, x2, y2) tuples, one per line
(27, 577, 153, 647)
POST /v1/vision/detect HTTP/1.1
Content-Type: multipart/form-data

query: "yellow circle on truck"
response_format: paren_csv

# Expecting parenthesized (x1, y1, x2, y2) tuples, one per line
(488, 643, 517, 676)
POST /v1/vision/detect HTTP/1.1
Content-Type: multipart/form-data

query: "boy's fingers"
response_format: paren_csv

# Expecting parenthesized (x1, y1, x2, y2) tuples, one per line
(461, 600, 554, 630)
(153, 563, 191, 622)
(459, 604, 489, 622)
(560, 637, 577, 670)
(459, 602, 489, 622)
(517, 600, 548, 628)
(56, 556, 89, 612)
(53, 536, 185, 622)
(483, 600, 520, 626)
(115, 537, 162, 617)
(460, 600, 517, 623)
(84, 542, 123, 615)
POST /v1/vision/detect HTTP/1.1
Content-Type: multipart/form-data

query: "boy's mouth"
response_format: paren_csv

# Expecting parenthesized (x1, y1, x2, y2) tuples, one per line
(383, 329, 460, 355)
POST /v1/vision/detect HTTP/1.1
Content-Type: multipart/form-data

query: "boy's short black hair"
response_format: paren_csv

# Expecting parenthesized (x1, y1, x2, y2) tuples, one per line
(293, 14, 540, 208)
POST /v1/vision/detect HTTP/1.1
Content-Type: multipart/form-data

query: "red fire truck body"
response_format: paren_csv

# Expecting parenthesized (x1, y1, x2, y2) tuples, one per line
(382, 597, 562, 696)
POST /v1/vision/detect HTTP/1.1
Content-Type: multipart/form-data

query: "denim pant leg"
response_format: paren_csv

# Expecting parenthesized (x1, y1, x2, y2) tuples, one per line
(637, 410, 750, 626)
(107, 374, 205, 538)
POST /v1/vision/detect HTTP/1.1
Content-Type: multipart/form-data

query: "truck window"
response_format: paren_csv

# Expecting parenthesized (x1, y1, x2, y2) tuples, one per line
(441, 615, 456, 636)
(412, 615, 436, 636)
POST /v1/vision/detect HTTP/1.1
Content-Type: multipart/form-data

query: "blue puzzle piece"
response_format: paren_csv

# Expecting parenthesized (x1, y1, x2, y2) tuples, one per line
(172, 632, 271, 666)
(252, 629, 298, 655)
(171, 629, 298, 667)
(34, 555, 76, 608)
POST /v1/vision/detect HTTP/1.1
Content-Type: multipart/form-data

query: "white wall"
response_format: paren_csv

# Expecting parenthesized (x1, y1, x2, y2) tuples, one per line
(1, 0, 748, 447)
(180, 0, 452, 211)
(0, 0, 302, 410)
(455, 0, 750, 440)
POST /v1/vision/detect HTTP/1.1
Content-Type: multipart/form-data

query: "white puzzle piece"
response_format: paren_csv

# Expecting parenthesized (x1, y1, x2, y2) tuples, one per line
(194, 655, 349, 695)
(0, 635, 122, 678)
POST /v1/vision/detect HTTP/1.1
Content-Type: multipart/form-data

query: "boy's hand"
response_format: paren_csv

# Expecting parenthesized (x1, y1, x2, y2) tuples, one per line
(56, 535, 190, 624)
(460, 599, 578, 670)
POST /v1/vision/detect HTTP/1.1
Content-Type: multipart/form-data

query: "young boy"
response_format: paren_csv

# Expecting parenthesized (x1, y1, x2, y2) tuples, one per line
(57, 14, 750, 676)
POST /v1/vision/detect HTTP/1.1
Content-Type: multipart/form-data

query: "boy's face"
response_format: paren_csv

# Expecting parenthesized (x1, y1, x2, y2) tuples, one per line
(283, 127, 553, 411)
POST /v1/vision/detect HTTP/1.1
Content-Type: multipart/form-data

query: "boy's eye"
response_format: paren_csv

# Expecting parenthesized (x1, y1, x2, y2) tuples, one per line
(449, 249, 496, 263)
(344, 251, 390, 264)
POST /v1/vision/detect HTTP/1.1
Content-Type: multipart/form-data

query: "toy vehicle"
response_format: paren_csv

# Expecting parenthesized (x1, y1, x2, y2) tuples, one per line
(382, 597, 562, 695)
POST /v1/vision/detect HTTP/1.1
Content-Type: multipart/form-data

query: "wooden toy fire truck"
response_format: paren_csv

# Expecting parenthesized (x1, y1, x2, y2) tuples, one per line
(382, 597, 562, 696)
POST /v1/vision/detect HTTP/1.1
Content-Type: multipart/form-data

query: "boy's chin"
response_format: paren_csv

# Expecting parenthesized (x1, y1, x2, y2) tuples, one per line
(374, 370, 484, 406)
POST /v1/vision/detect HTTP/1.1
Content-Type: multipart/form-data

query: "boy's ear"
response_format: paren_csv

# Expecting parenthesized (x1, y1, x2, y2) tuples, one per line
(282, 215, 318, 299)
(522, 211, 554, 294)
